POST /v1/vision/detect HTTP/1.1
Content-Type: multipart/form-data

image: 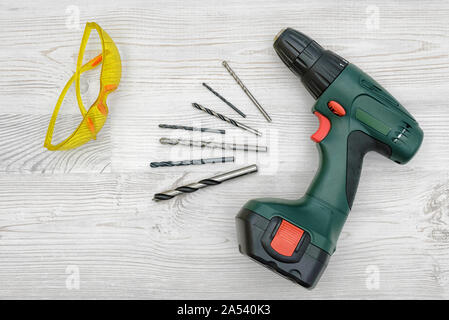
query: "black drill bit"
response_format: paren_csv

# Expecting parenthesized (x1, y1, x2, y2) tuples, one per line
(202, 82, 246, 118)
(153, 164, 258, 201)
(192, 103, 261, 136)
(159, 124, 225, 134)
(150, 156, 234, 168)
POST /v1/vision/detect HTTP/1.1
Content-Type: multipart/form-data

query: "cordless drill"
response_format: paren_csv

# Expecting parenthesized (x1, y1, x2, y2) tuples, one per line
(236, 28, 424, 288)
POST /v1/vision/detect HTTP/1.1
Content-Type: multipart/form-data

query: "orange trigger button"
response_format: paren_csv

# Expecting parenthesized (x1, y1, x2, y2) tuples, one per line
(310, 111, 331, 143)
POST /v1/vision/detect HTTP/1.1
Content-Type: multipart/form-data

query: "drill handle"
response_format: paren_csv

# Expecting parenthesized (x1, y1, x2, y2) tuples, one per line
(307, 129, 391, 213)
(345, 131, 392, 207)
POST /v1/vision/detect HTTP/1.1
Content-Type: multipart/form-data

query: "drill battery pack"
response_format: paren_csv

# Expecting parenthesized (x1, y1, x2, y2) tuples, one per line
(236, 208, 330, 288)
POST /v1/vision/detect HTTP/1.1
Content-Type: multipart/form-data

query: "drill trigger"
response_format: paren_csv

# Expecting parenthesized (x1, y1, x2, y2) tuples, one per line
(311, 112, 331, 143)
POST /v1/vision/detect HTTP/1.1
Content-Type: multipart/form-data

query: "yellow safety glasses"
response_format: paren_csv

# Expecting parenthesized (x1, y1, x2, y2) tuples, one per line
(44, 22, 121, 150)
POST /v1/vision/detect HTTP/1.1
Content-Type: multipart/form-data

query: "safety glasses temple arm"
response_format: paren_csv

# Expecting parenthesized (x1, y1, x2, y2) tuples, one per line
(75, 24, 99, 117)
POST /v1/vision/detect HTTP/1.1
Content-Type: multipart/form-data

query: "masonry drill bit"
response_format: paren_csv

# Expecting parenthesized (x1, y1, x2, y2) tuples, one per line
(222, 61, 272, 123)
(150, 156, 234, 168)
(159, 124, 225, 134)
(202, 82, 246, 118)
(159, 137, 268, 152)
(192, 102, 261, 136)
(153, 164, 258, 201)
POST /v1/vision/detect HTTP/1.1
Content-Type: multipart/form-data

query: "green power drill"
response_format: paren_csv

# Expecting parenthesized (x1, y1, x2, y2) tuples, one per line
(236, 28, 424, 288)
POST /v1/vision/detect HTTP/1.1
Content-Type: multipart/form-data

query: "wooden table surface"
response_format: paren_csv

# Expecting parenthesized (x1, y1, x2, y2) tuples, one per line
(0, 0, 448, 299)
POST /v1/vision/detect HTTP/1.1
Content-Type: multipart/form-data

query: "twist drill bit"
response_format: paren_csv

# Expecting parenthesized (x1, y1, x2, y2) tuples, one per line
(222, 61, 272, 123)
(202, 82, 246, 118)
(192, 102, 261, 136)
(159, 124, 225, 134)
(150, 156, 234, 168)
(159, 137, 268, 152)
(153, 164, 258, 201)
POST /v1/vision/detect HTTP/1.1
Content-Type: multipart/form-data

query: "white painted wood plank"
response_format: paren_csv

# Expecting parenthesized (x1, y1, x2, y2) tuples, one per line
(0, 0, 448, 299)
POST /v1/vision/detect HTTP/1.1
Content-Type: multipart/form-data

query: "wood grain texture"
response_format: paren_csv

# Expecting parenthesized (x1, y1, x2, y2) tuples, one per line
(0, 0, 448, 299)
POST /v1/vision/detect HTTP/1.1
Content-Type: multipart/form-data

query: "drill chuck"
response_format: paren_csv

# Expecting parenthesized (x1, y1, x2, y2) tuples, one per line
(273, 28, 348, 99)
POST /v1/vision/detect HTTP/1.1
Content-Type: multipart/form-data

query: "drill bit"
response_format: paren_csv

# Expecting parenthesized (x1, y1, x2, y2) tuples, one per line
(222, 61, 272, 123)
(192, 102, 261, 136)
(159, 137, 268, 152)
(153, 164, 258, 201)
(202, 82, 247, 118)
(150, 156, 234, 168)
(159, 124, 225, 134)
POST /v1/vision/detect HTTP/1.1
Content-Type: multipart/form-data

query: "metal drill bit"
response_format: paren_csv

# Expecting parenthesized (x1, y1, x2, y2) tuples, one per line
(153, 164, 258, 201)
(159, 137, 268, 152)
(222, 61, 272, 123)
(192, 102, 261, 136)
(150, 156, 234, 168)
(159, 124, 225, 134)
(202, 82, 246, 118)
